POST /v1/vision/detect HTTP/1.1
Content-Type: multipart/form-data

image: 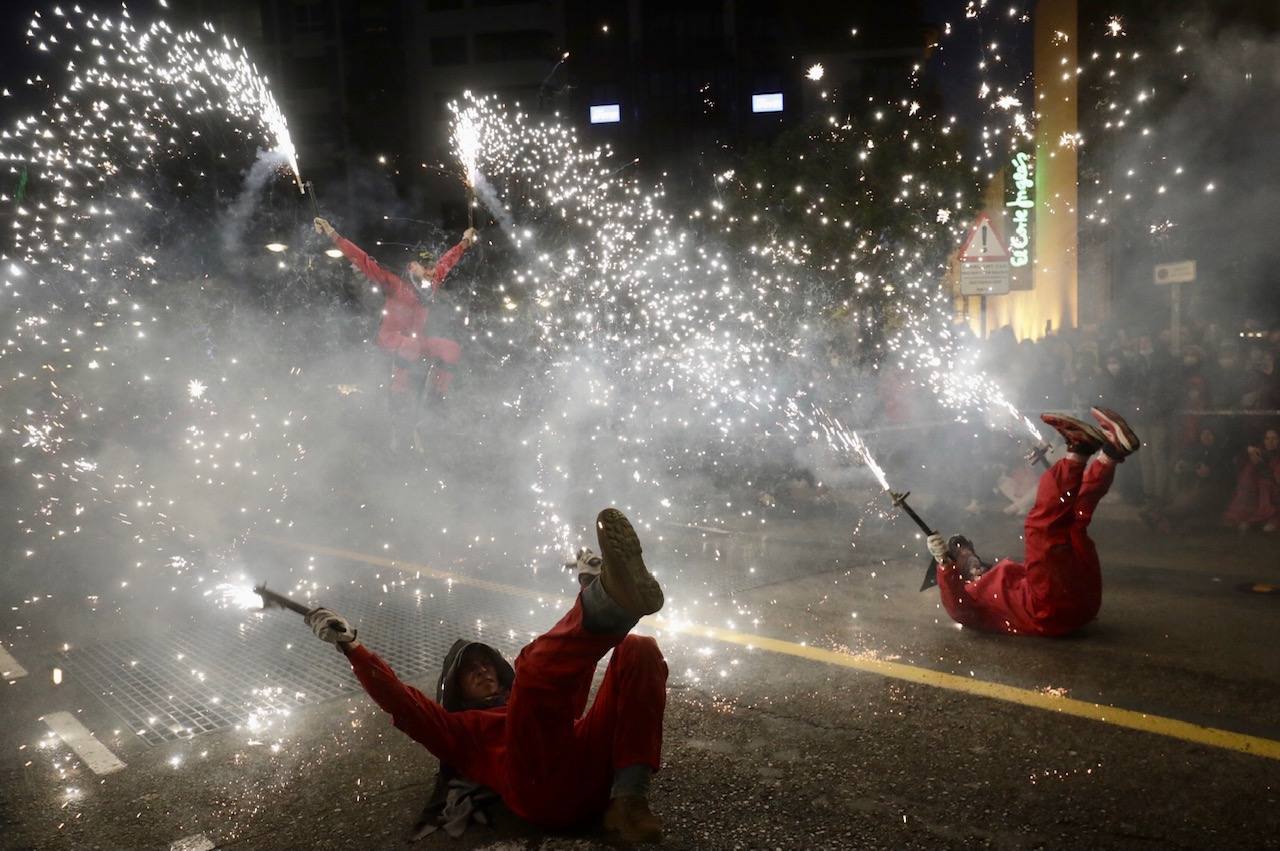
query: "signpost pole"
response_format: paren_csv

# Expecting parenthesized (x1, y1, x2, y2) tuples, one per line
(980, 295, 988, 338)
(1154, 260, 1195, 354)
(1171, 281, 1182, 353)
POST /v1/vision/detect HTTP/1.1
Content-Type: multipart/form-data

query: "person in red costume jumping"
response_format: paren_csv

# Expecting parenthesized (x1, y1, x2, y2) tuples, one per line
(304, 508, 668, 844)
(926, 407, 1141, 637)
(313, 216, 476, 450)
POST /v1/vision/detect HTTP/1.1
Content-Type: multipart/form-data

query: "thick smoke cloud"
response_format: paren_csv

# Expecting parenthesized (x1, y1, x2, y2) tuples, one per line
(1092, 19, 1280, 326)
(219, 149, 290, 259)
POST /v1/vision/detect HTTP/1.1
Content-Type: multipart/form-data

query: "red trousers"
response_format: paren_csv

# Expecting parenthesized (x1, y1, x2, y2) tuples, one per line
(503, 600, 667, 826)
(388, 335, 461, 396)
(937, 456, 1114, 636)
(345, 597, 667, 829)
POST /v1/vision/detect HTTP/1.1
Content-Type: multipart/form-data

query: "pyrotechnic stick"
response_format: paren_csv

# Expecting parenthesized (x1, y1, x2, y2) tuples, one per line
(253, 585, 358, 645)
(881, 482, 953, 593)
(1027, 442, 1052, 470)
(464, 162, 475, 230)
(889, 490, 951, 592)
(816, 410, 943, 590)
(305, 180, 320, 219)
(883, 488, 950, 590)
(253, 583, 310, 616)
(888, 490, 936, 537)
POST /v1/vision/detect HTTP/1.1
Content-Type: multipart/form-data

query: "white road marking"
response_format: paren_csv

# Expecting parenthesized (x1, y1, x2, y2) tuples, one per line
(0, 643, 29, 680)
(170, 834, 215, 851)
(42, 711, 126, 775)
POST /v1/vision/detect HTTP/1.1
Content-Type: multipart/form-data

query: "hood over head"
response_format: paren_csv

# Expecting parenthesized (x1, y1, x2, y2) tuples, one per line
(436, 639, 514, 712)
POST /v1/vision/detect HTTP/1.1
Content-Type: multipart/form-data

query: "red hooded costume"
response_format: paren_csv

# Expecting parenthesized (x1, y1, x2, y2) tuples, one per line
(330, 232, 469, 396)
(340, 596, 667, 829)
(937, 456, 1114, 636)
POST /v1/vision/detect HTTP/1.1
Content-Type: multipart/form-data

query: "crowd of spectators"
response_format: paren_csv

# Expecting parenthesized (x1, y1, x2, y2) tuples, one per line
(974, 317, 1280, 533)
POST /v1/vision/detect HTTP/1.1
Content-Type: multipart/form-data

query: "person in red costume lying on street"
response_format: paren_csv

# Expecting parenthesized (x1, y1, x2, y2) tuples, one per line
(927, 407, 1141, 637)
(304, 508, 668, 844)
(313, 216, 476, 450)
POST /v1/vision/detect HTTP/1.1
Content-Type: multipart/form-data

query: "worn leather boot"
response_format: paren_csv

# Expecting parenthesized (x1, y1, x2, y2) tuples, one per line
(596, 508, 664, 619)
(604, 794, 664, 844)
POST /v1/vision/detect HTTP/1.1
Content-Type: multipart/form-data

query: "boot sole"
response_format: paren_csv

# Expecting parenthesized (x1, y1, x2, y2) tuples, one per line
(1040, 413, 1106, 451)
(1090, 406, 1140, 453)
(596, 508, 664, 618)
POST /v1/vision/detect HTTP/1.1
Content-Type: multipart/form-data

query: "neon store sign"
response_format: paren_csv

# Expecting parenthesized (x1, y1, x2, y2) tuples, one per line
(1007, 151, 1033, 268)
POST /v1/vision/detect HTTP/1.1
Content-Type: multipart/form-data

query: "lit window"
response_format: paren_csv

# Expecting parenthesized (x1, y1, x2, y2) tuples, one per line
(751, 92, 783, 113)
(589, 103, 621, 124)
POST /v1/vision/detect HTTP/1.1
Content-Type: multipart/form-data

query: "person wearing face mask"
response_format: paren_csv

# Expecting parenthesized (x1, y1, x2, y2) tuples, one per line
(1131, 337, 1177, 508)
(1242, 349, 1280, 412)
(1067, 349, 1103, 410)
(1098, 350, 1132, 403)
(1143, 425, 1231, 531)
(925, 407, 1140, 636)
(1097, 350, 1144, 504)
(1210, 343, 1247, 410)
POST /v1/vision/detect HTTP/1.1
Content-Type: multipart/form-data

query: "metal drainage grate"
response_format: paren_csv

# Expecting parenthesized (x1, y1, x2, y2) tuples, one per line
(61, 584, 542, 746)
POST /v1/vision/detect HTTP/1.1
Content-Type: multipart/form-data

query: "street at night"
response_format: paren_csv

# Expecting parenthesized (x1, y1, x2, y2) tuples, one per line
(1, 1, 1278, 849)
(4, 507, 1278, 849)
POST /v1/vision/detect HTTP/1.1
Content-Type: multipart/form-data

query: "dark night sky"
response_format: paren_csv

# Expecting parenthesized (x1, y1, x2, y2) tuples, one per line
(0, 2, 996, 122)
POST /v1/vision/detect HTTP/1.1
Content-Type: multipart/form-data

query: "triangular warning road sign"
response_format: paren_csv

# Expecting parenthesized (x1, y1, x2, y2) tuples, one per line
(960, 213, 1009, 261)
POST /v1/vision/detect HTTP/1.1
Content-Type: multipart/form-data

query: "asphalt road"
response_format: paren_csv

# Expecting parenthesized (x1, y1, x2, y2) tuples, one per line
(2, 499, 1278, 850)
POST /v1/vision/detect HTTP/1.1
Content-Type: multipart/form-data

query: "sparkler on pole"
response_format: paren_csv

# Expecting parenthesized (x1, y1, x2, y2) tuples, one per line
(253, 583, 311, 617)
(452, 101, 481, 229)
(815, 410, 890, 491)
(816, 411, 942, 590)
(888, 490, 947, 592)
(888, 490, 935, 538)
(1027, 442, 1052, 470)
(305, 181, 321, 219)
(0, 2, 1208, 628)
(1000, 402, 1051, 469)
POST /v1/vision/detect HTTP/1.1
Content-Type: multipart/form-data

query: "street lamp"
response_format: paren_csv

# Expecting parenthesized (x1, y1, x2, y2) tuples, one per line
(265, 242, 287, 253)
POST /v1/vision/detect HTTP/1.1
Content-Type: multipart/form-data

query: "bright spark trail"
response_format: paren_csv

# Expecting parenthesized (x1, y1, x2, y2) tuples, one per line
(0, 1, 1214, 616)
(816, 408, 890, 492)
(0, 4, 304, 567)
(0, 5, 1241, 795)
(433, 3, 1210, 556)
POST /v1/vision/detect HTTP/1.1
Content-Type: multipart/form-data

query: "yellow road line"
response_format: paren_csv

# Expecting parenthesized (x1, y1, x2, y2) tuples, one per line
(256, 534, 1280, 762)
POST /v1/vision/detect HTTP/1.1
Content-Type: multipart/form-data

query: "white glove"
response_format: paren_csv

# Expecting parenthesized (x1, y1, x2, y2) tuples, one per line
(564, 548, 602, 588)
(927, 533, 948, 562)
(463, 226, 478, 244)
(305, 607, 357, 645)
(313, 217, 336, 238)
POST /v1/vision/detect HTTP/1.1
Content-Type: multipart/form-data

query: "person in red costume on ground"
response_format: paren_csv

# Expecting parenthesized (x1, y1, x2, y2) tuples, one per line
(926, 406, 1142, 637)
(304, 508, 668, 844)
(313, 216, 476, 449)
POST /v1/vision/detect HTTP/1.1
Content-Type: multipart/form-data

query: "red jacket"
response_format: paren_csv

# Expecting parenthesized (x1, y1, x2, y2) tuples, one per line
(936, 556, 1098, 637)
(331, 233, 469, 353)
(935, 457, 1112, 637)
(342, 642, 510, 795)
(339, 597, 666, 830)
